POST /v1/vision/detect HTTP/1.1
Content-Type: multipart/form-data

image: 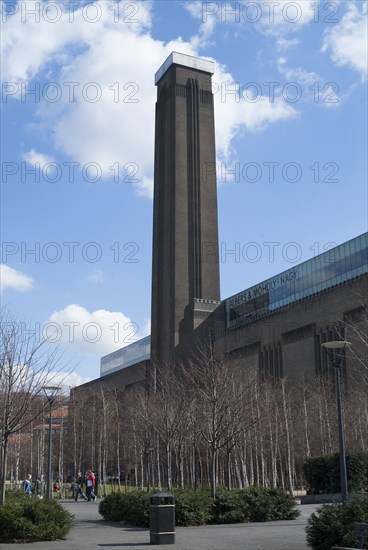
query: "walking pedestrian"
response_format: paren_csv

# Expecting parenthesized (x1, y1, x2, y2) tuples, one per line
(85, 469, 97, 501)
(74, 472, 88, 501)
(34, 475, 44, 499)
(22, 474, 32, 496)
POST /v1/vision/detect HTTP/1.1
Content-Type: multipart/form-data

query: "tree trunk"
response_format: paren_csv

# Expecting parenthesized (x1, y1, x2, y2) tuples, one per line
(178, 444, 184, 489)
(156, 436, 161, 490)
(302, 381, 311, 458)
(166, 442, 172, 490)
(226, 450, 231, 490)
(210, 447, 217, 499)
(140, 453, 144, 491)
(281, 380, 294, 494)
(234, 452, 243, 489)
(0, 436, 9, 505)
(115, 400, 121, 490)
(321, 381, 333, 453)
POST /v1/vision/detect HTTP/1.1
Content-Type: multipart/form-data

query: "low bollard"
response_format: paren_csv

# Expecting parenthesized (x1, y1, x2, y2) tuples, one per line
(149, 492, 175, 545)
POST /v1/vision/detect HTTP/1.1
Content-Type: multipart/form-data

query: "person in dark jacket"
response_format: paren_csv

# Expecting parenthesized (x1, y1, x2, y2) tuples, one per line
(34, 475, 44, 498)
(74, 472, 88, 502)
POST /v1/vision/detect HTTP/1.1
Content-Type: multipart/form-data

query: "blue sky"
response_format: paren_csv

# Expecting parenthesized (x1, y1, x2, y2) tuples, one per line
(1, 0, 367, 385)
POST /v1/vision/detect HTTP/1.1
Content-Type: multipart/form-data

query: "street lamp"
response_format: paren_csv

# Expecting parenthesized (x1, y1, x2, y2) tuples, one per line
(321, 340, 351, 504)
(42, 386, 61, 499)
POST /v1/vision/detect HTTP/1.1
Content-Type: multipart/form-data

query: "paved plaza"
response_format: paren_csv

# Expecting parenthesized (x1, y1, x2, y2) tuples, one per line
(0, 501, 318, 550)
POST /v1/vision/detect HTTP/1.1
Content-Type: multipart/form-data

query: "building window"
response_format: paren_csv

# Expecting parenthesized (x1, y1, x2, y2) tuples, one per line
(282, 323, 316, 344)
(259, 343, 283, 381)
(344, 306, 365, 323)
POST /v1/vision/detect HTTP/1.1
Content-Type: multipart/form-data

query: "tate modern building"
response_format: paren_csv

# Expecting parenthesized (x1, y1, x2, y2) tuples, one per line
(78, 52, 368, 392)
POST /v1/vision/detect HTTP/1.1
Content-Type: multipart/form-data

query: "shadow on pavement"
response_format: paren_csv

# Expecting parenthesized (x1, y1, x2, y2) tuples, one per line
(98, 545, 150, 547)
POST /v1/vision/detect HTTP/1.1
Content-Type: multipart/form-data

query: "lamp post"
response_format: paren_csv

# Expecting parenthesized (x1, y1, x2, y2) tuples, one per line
(42, 386, 61, 499)
(321, 341, 350, 503)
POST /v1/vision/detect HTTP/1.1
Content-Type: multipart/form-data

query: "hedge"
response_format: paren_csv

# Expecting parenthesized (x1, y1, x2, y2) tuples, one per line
(304, 452, 368, 494)
(98, 486, 300, 527)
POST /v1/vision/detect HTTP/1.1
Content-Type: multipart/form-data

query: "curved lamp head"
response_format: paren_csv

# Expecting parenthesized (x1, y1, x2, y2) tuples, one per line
(42, 385, 62, 393)
(42, 386, 62, 402)
(321, 341, 351, 349)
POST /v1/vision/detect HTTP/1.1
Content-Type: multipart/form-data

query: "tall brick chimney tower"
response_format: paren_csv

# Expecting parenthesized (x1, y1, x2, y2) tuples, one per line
(151, 52, 220, 365)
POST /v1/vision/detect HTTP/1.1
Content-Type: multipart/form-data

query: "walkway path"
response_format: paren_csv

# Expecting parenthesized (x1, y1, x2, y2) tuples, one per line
(0, 500, 318, 549)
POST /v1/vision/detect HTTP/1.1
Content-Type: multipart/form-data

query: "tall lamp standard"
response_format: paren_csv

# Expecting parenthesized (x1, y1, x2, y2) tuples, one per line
(321, 341, 350, 504)
(42, 386, 61, 499)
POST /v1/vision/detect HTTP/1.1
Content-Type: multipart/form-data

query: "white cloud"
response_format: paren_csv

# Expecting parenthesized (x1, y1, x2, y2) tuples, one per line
(183, 1, 217, 49)
(1, 1, 153, 83)
(0, 264, 34, 292)
(277, 57, 319, 85)
(183, 1, 203, 19)
(45, 371, 91, 393)
(135, 176, 154, 199)
(276, 58, 342, 108)
(212, 63, 297, 160)
(87, 269, 104, 284)
(47, 304, 147, 357)
(2, 1, 298, 196)
(322, 2, 368, 78)
(23, 149, 54, 168)
(277, 37, 300, 51)
(253, 0, 318, 37)
(184, 1, 318, 46)
(141, 318, 151, 336)
(2, 1, 196, 197)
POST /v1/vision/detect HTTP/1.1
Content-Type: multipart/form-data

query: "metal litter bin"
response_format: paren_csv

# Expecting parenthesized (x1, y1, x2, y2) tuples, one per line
(150, 492, 175, 545)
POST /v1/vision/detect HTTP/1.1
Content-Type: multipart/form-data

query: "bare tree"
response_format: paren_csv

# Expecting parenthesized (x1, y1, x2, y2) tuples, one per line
(335, 294, 368, 386)
(137, 363, 191, 490)
(183, 346, 258, 498)
(0, 309, 69, 505)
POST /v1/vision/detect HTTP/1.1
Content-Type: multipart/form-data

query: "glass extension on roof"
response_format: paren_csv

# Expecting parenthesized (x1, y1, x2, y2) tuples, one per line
(100, 335, 150, 377)
(225, 233, 368, 330)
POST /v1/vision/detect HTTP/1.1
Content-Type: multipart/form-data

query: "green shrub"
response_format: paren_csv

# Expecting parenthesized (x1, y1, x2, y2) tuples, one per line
(240, 486, 300, 522)
(99, 491, 150, 526)
(0, 494, 73, 542)
(173, 489, 212, 526)
(305, 499, 368, 550)
(304, 452, 368, 494)
(98, 492, 126, 522)
(118, 492, 150, 527)
(211, 489, 246, 524)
